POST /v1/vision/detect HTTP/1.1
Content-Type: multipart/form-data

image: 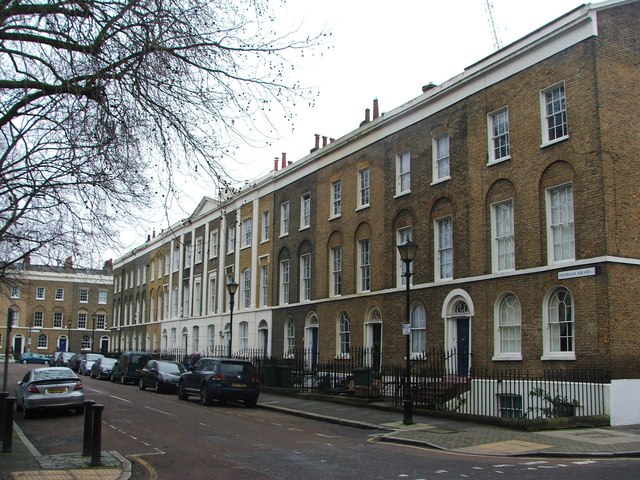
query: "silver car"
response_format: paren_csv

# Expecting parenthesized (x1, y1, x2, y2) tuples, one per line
(15, 367, 85, 419)
(79, 353, 104, 375)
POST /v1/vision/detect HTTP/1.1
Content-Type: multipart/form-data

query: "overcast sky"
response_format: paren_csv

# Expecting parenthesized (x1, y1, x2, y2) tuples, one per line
(114, 0, 587, 258)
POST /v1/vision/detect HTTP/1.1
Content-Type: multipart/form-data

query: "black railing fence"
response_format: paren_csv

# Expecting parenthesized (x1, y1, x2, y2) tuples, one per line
(145, 346, 610, 420)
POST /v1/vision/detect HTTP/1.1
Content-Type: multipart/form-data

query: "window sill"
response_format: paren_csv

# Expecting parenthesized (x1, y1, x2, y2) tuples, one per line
(355, 204, 370, 212)
(540, 135, 569, 149)
(394, 190, 411, 199)
(430, 176, 450, 186)
(299, 225, 310, 232)
(492, 354, 522, 361)
(541, 352, 576, 361)
(335, 354, 350, 360)
(487, 155, 511, 166)
(328, 215, 341, 221)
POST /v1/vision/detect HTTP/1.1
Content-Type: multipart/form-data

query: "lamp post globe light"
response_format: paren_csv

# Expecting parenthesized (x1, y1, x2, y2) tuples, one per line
(225, 277, 239, 358)
(397, 237, 418, 426)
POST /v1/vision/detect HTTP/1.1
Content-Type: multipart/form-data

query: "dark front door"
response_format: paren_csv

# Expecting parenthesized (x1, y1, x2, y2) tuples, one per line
(371, 324, 382, 373)
(456, 317, 470, 377)
(311, 327, 318, 371)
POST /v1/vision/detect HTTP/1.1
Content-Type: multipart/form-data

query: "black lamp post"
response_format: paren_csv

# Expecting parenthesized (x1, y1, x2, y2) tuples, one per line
(91, 313, 97, 353)
(67, 320, 72, 352)
(397, 237, 418, 426)
(225, 277, 239, 358)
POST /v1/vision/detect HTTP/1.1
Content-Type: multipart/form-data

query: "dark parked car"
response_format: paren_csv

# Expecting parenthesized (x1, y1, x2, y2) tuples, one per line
(15, 367, 85, 419)
(90, 357, 117, 380)
(111, 352, 153, 384)
(68, 353, 86, 372)
(55, 352, 76, 367)
(79, 353, 104, 375)
(177, 358, 260, 407)
(139, 360, 186, 393)
(19, 352, 51, 365)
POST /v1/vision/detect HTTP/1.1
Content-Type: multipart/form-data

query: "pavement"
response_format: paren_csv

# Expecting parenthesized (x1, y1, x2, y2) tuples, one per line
(2, 391, 640, 479)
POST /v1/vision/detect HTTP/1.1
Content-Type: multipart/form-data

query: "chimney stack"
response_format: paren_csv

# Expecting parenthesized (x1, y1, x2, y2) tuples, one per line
(322, 136, 328, 147)
(311, 134, 320, 153)
(422, 82, 437, 93)
(281, 152, 287, 169)
(273, 157, 279, 172)
(373, 98, 379, 120)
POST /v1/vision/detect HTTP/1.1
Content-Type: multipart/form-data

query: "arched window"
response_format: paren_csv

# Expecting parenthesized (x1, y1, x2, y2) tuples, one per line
(338, 312, 350, 356)
(192, 326, 200, 352)
(170, 328, 177, 349)
(239, 321, 249, 351)
(285, 317, 295, 355)
(495, 294, 521, 359)
(81, 335, 91, 350)
(37, 333, 48, 349)
(546, 287, 574, 356)
(410, 304, 426, 355)
(161, 329, 168, 351)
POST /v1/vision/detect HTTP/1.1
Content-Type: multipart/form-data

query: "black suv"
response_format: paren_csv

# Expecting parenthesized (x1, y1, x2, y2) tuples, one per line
(177, 358, 260, 407)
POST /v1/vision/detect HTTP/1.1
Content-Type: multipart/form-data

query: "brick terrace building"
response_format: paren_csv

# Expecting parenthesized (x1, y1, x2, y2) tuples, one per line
(112, 1, 640, 424)
(1, 257, 113, 357)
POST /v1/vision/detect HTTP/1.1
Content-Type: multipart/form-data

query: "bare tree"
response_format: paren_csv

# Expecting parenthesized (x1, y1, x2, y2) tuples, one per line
(0, 0, 325, 279)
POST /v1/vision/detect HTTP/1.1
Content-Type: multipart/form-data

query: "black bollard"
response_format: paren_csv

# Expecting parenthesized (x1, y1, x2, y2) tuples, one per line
(90, 404, 105, 467)
(82, 400, 96, 456)
(1, 397, 15, 453)
(0, 391, 8, 433)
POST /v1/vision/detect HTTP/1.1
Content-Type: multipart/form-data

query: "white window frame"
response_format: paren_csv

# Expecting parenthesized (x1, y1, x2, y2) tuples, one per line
(261, 265, 269, 307)
(358, 168, 370, 209)
(396, 151, 411, 195)
(279, 259, 290, 305)
(55, 288, 64, 301)
(285, 318, 295, 355)
(242, 268, 251, 308)
(540, 81, 568, 145)
(239, 321, 249, 351)
(410, 304, 426, 356)
(173, 245, 180, 272)
(33, 311, 44, 328)
(36, 287, 45, 300)
(98, 290, 108, 304)
(280, 202, 290, 236)
(300, 193, 311, 229)
(193, 277, 202, 316)
(488, 107, 510, 163)
(492, 293, 522, 361)
(77, 313, 87, 329)
(542, 287, 575, 361)
(331, 246, 342, 297)
(53, 312, 63, 328)
(396, 227, 414, 287)
(208, 273, 217, 314)
(242, 218, 252, 248)
(10, 286, 20, 299)
(227, 224, 236, 254)
(358, 239, 371, 293)
(435, 216, 453, 281)
(546, 183, 575, 264)
(338, 312, 350, 357)
(209, 230, 219, 259)
(79, 288, 89, 303)
(492, 200, 515, 272)
(300, 254, 311, 301)
(262, 210, 270, 242)
(195, 236, 204, 263)
(432, 135, 450, 183)
(331, 181, 342, 218)
(184, 244, 193, 267)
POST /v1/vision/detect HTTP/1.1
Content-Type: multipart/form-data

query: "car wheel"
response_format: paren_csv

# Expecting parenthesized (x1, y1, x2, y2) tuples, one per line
(200, 385, 213, 406)
(139, 379, 146, 390)
(120, 375, 127, 385)
(110, 374, 115, 382)
(22, 406, 31, 419)
(245, 398, 258, 408)
(21, 360, 27, 364)
(75, 405, 85, 415)
(44, 360, 49, 366)
(154, 380, 162, 394)
(177, 382, 189, 401)
(15, 400, 22, 412)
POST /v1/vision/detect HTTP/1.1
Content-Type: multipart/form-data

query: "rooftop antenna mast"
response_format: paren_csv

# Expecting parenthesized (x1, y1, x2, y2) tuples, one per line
(484, 0, 503, 50)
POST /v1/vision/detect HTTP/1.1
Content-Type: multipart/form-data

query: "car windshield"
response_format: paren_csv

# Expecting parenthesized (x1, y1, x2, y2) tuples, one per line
(32, 369, 76, 381)
(101, 358, 117, 366)
(86, 354, 103, 361)
(158, 362, 185, 374)
(220, 362, 256, 375)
